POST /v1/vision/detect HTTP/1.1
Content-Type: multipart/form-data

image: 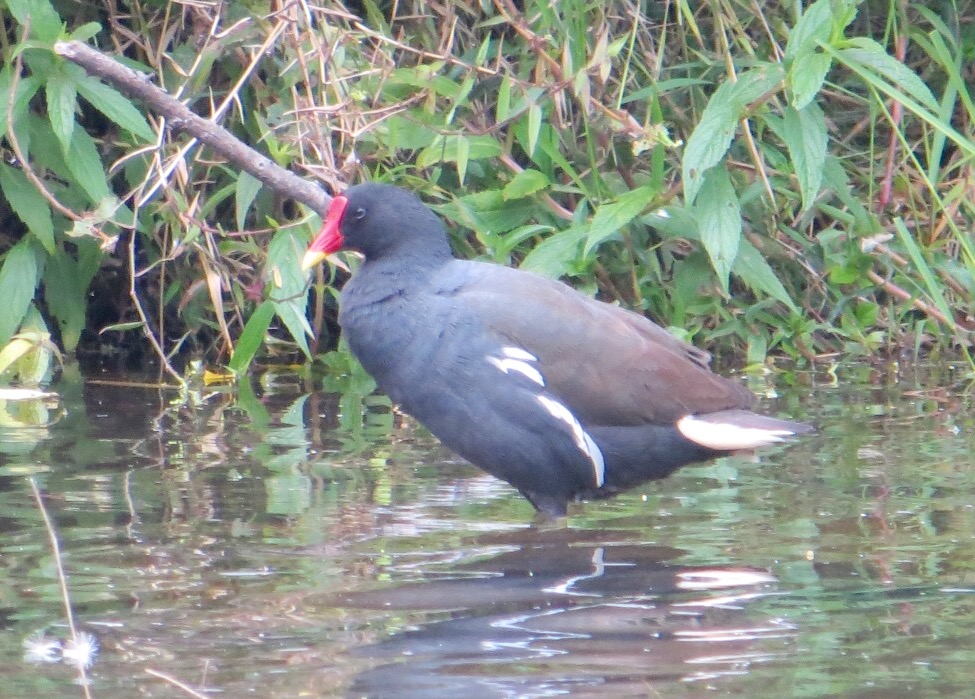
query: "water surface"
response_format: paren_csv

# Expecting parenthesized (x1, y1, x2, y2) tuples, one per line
(1, 362, 974, 698)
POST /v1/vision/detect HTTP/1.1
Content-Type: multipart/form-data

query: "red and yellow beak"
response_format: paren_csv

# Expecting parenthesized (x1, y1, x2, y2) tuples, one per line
(301, 195, 349, 271)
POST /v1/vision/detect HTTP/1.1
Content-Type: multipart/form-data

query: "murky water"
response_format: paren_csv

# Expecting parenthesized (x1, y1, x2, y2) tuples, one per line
(1, 360, 974, 698)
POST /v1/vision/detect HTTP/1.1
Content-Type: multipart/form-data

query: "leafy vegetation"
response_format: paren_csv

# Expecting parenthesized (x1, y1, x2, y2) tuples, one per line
(1, 0, 973, 384)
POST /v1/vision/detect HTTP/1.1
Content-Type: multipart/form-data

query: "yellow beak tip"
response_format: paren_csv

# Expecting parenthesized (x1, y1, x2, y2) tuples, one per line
(301, 250, 327, 272)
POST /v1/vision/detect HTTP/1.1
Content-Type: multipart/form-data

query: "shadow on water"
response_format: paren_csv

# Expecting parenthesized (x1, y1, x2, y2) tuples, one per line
(1, 362, 975, 697)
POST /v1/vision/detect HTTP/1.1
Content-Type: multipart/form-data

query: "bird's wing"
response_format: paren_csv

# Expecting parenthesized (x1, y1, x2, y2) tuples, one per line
(433, 261, 755, 426)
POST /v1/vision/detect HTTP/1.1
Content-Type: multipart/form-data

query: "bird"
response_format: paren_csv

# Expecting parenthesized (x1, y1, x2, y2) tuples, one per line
(302, 183, 812, 516)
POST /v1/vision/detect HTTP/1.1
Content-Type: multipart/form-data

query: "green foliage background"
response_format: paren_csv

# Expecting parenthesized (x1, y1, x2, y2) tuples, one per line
(1, 0, 973, 382)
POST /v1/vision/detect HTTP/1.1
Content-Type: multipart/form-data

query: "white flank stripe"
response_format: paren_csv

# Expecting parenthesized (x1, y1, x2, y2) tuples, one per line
(501, 346, 537, 361)
(487, 356, 545, 386)
(676, 414, 796, 451)
(536, 395, 606, 487)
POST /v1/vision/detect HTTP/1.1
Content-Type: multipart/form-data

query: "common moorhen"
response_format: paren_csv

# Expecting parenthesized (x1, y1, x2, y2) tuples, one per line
(303, 183, 812, 515)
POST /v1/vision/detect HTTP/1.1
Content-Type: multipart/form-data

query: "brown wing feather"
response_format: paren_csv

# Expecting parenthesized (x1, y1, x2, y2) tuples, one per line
(445, 263, 754, 426)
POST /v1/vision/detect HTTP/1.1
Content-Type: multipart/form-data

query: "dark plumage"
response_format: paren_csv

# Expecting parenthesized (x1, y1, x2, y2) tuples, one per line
(303, 183, 812, 515)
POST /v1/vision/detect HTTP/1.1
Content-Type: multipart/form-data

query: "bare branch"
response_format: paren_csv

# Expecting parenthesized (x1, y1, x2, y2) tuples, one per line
(53, 40, 333, 218)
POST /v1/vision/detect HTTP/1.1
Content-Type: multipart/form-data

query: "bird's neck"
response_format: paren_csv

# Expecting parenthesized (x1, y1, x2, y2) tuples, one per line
(361, 243, 453, 284)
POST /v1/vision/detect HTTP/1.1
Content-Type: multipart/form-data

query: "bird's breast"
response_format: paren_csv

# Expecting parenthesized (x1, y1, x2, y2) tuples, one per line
(338, 280, 437, 400)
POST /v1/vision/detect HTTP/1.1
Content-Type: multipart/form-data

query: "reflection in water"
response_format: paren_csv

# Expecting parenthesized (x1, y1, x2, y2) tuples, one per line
(339, 529, 793, 699)
(3, 367, 975, 698)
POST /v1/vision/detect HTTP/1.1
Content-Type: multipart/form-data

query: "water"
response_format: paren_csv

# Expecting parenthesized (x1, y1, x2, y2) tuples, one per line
(1, 361, 974, 698)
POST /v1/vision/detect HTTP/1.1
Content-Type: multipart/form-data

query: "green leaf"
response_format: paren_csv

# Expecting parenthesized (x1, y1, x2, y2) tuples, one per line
(436, 190, 538, 236)
(642, 204, 701, 242)
(0, 335, 37, 377)
(781, 102, 827, 211)
(527, 102, 542, 157)
(918, 29, 971, 183)
(733, 238, 799, 312)
(474, 35, 491, 66)
(42, 253, 87, 352)
(76, 236, 104, 293)
(416, 134, 501, 168)
(682, 65, 784, 205)
(789, 51, 831, 109)
(496, 74, 512, 122)
(66, 128, 111, 203)
(5, 0, 62, 42)
(0, 163, 55, 253)
(828, 261, 865, 286)
(358, 0, 391, 34)
(503, 169, 550, 200)
(45, 69, 76, 153)
(387, 66, 449, 95)
(99, 321, 145, 333)
(0, 71, 40, 159)
(583, 185, 656, 256)
(831, 0, 860, 35)
(75, 75, 154, 141)
(682, 85, 736, 209)
(838, 38, 939, 112)
(728, 63, 786, 104)
(267, 229, 313, 359)
(892, 218, 955, 329)
(745, 330, 768, 365)
(493, 223, 554, 259)
(696, 166, 741, 292)
(784, 0, 833, 60)
(821, 156, 871, 231)
(229, 300, 275, 374)
(0, 324, 56, 386)
(381, 114, 437, 150)
(455, 135, 470, 184)
(538, 127, 584, 188)
(14, 329, 53, 387)
(0, 241, 41, 348)
(25, 118, 72, 187)
(519, 226, 588, 278)
(622, 78, 710, 104)
(446, 51, 482, 126)
(824, 43, 974, 162)
(70, 22, 103, 42)
(235, 377, 271, 430)
(235, 171, 262, 230)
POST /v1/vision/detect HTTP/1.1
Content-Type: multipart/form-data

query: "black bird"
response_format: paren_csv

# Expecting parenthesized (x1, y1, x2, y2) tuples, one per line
(303, 183, 812, 515)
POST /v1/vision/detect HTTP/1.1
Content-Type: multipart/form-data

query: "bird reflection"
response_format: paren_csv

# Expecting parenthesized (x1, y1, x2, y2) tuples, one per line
(338, 527, 796, 699)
